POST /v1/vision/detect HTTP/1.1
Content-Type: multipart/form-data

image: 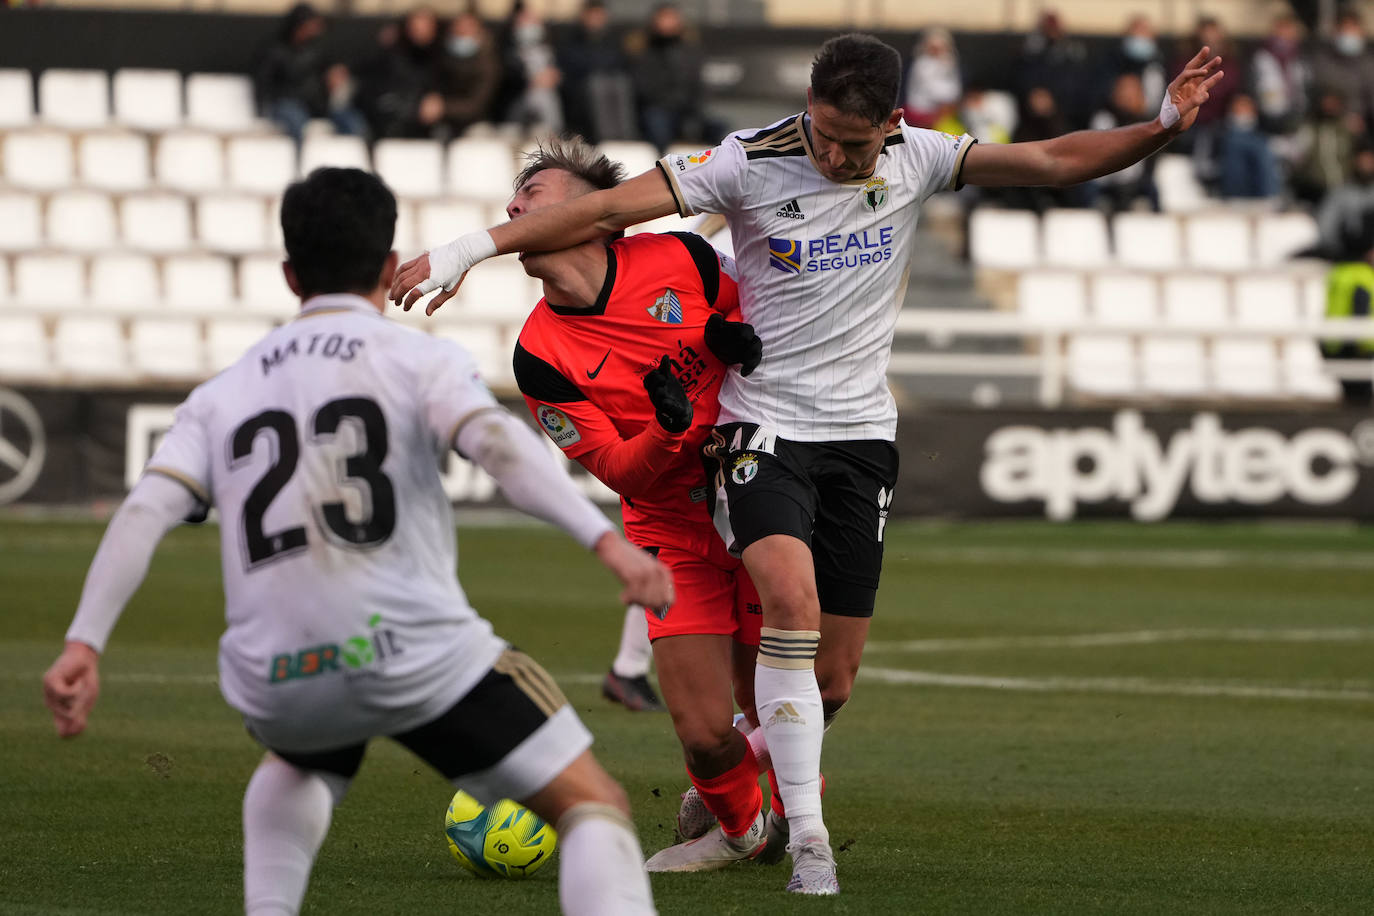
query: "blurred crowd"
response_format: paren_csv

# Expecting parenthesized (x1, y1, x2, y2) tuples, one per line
(254, 0, 720, 153)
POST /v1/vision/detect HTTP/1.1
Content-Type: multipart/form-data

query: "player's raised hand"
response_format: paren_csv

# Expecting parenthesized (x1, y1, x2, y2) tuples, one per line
(593, 531, 675, 613)
(643, 356, 693, 433)
(42, 641, 101, 738)
(1160, 46, 1224, 134)
(390, 230, 499, 316)
(703, 313, 762, 377)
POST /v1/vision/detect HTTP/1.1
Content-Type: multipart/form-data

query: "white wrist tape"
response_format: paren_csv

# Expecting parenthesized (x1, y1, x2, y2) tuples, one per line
(1159, 93, 1181, 130)
(426, 230, 498, 292)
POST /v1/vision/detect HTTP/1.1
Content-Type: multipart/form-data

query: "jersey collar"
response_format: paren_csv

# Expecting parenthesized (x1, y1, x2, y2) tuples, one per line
(545, 247, 618, 317)
(296, 293, 384, 320)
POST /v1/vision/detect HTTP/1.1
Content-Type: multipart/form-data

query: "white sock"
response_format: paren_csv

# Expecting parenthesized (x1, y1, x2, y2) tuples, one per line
(755, 628, 826, 844)
(556, 803, 656, 916)
(610, 605, 653, 679)
(242, 756, 344, 916)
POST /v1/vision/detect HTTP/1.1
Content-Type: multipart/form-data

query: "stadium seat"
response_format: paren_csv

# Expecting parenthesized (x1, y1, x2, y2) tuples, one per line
(1184, 211, 1252, 271)
(393, 200, 420, 257)
(0, 256, 10, 303)
(14, 253, 85, 309)
(1088, 272, 1157, 326)
(1041, 209, 1110, 269)
(226, 135, 298, 196)
(0, 69, 35, 129)
(46, 191, 118, 252)
(185, 73, 258, 133)
(1140, 336, 1207, 397)
(1255, 212, 1320, 266)
(196, 195, 270, 254)
(454, 261, 538, 322)
(237, 254, 297, 316)
(1232, 275, 1300, 326)
(596, 140, 659, 178)
(90, 253, 161, 311)
(121, 194, 193, 253)
(163, 255, 236, 313)
(1298, 271, 1326, 320)
(0, 194, 43, 252)
(447, 137, 518, 202)
(1161, 274, 1228, 327)
(77, 132, 151, 192)
(155, 131, 224, 192)
(1212, 337, 1281, 397)
(130, 317, 204, 378)
(1154, 153, 1208, 212)
(968, 208, 1039, 269)
(0, 315, 50, 377)
(300, 134, 369, 174)
(417, 201, 485, 250)
(1016, 270, 1086, 324)
(433, 323, 512, 385)
(1113, 212, 1183, 270)
(53, 316, 127, 377)
(1281, 336, 1341, 400)
(37, 69, 109, 129)
(207, 317, 274, 371)
(2, 130, 74, 191)
(1067, 333, 1136, 396)
(112, 69, 183, 131)
(374, 138, 445, 198)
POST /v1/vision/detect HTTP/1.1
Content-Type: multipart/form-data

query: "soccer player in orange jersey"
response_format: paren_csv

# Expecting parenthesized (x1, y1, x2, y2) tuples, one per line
(508, 138, 773, 871)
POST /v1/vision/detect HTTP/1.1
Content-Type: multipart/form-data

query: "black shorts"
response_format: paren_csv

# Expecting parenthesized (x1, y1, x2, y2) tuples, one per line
(703, 422, 899, 618)
(262, 649, 580, 785)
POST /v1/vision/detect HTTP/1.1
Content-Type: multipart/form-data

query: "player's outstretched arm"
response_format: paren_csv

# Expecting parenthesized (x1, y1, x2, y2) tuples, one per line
(42, 473, 198, 738)
(961, 46, 1223, 189)
(391, 168, 679, 315)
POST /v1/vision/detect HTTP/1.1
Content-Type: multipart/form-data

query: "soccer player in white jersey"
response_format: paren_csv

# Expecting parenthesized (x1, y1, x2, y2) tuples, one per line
(390, 34, 1224, 895)
(40, 168, 671, 916)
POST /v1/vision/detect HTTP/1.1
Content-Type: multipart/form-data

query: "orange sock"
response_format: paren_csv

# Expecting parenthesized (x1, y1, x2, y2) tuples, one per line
(767, 769, 825, 819)
(689, 746, 763, 837)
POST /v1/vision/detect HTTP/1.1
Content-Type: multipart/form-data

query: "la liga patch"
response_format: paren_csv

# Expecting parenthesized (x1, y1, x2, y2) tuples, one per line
(537, 405, 581, 448)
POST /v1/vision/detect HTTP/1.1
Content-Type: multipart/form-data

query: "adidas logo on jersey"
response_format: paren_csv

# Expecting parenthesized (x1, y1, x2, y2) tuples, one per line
(775, 199, 806, 220)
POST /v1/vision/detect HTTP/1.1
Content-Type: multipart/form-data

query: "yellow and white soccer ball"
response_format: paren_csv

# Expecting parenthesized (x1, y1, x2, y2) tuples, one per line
(444, 790, 557, 879)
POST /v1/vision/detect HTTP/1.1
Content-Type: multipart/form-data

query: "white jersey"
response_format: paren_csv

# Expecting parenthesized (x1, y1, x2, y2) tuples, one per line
(658, 114, 974, 442)
(145, 294, 507, 743)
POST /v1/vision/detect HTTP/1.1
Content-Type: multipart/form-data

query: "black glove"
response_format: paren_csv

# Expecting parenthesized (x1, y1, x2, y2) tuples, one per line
(643, 356, 693, 434)
(704, 312, 762, 377)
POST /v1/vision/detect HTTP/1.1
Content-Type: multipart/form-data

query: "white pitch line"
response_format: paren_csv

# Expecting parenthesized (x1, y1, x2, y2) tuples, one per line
(865, 627, 1374, 653)
(906, 546, 1374, 571)
(860, 667, 1374, 702)
(2, 671, 607, 687)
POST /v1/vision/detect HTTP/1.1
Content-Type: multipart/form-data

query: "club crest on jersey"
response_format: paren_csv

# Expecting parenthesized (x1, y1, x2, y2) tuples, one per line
(537, 405, 581, 448)
(731, 453, 759, 485)
(862, 176, 889, 212)
(647, 288, 683, 324)
(768, 237, 802, 274)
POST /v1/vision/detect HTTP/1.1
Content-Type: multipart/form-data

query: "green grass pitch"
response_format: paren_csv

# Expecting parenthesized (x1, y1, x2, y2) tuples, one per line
(1, 517, 1372, 915)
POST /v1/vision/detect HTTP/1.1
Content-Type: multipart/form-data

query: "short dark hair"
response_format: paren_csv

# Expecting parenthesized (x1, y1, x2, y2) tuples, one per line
(281, 167, 396, 297)
(514, 135, 626, 194)
(810, 33, 902, 126)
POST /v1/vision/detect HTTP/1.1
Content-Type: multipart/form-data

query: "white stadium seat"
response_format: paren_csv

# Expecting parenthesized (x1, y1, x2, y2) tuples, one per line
(1282, 337, 1340, 400)
(0, 194, 43, 252)
(0, 256, 10, 303)
(1299, 272, 1327, 320)
(38, 69, 109, 129)
(163, 255, 236, 312)
(1140, 336, 1207, 397)
(417, 201, 484, 250)
(433, 324, 510, 386)
(1113, 212, 1182, 270)
(1042, 209, 1110, 269)
(1088, 272, 1157, 326)
(131, 317, 204, 377)
(0, 69, 35, 128)
(54, 316, 127, 377)
(90, 253, 161, 311)
(226, 135, 298, 196)
(454, 261, 538, 322)
(1161, 274, 1228, 327)
(77, 132, 151, 192)
(1067, 333, 1136, 396)
(112, 69, 183, 131)
(1154, 153, 1208, 212)
(3, 130, 74, 191)
(46, 191, 118, 252)
(447, 137, 517, 202)
(300, 134, 369, 174)
(185, 73, 257, 132)
(1016, 270, 1086, 324)
(373, 138, 445, 198)
(596, 140, 659, 179)
(1232, 275, 1300, 326)
(14, 253, 85, 309)
(393, 200, 420, 257)
(1213, 337, 1280, 397)
(121, 194, 193, 253)
(1184, 212, 1252, 271)
(155, 131, 224, 192)
(196, 195, 270, 254)
(0, 315, 50, 376)
(237, 254, 296, 317)
(1255, 212, 1320, 266)
(207, 317, 274, 371)
(969, 208, 1039, 269)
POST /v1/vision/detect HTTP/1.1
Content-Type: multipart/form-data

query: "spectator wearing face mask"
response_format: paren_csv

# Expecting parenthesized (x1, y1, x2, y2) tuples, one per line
(903, 27, 962, 130)
(1103, 15, 1167, 108)
(1017, 11, 1094, 129)
(436, 10, 501, 137)
(256, 3, 369, 145)
(1088, 73, 1159, 212)
(355, 7, 446, 139)
(558, 0, 634, 143)
(628, 3, 724, 152)
(1311, 7, 1374, 132)
(1218, 93, 1282, 199)
(495, 2, 563, 134)
(1252, 13, 1311, 134)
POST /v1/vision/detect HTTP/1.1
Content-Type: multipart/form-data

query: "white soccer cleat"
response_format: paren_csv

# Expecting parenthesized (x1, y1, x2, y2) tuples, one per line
(755, 808, 789, 865)
(785, 837, 839, 895)
(676, 786, 717, 840)
(645, 812, 766, 872)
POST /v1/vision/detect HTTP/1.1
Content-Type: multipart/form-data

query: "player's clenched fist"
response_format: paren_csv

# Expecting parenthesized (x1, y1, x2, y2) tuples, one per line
(703, 313, 762, 377)
(642, 356, 693, 433)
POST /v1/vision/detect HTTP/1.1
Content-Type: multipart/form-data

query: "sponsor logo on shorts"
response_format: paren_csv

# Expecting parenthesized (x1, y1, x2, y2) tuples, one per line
(877, 486, 893, 542)
(862, 175, 889, 212)
(731, 452, 759, 485)
(269, 614, 401, 683)
(647, 288, 683, 324)
(537, 405, 582, 448)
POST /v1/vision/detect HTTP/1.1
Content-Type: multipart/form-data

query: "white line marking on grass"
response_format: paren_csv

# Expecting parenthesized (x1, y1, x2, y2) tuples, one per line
(866, 628, 1374, 653)
(859, 667, 1374, 702)
(4, 671, 608, 687)
(908, 546, 1374, 571)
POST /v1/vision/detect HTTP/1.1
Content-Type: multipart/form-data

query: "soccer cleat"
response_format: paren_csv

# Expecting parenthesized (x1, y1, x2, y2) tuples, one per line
(754, 808, 790, 865)
(676, 786, 717, 840)
(785, 837, 839, 895)
(645, 813, 767, 872)
(601, 670, 664, 712)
